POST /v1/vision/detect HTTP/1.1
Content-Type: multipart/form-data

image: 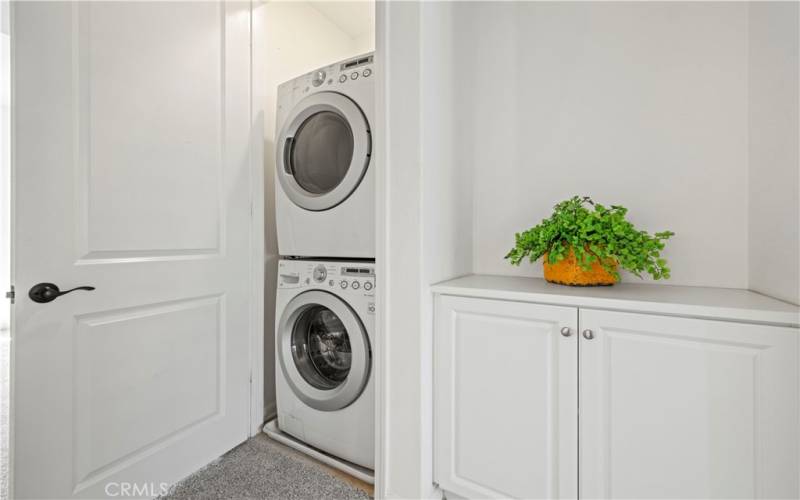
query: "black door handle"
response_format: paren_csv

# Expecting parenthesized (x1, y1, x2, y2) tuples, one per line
(29, 283, 95, 303)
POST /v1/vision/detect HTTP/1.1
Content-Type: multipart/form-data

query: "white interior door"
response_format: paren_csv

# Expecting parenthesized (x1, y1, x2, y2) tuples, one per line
(12, 2, 254, 498)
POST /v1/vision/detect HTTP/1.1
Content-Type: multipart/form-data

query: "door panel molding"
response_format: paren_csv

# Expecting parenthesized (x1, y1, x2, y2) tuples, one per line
(72, 296, 225, 492)
(73, 2, 226, 262)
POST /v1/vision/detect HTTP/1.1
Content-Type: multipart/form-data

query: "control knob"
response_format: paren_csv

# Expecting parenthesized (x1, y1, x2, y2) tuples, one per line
(311, 70, 326, 87)
(313, 265, 327, 282)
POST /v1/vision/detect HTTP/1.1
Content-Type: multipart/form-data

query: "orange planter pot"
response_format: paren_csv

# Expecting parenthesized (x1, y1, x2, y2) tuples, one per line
(543, 248, 617, 286)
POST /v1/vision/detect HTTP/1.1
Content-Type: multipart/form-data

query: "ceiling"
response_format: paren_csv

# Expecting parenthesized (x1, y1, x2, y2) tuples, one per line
(307, 1, 375, 40)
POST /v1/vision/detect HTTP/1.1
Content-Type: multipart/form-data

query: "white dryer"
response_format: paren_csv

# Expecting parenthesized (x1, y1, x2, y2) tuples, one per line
(274, 259, 375, 469)
(275, 53, 375, 259)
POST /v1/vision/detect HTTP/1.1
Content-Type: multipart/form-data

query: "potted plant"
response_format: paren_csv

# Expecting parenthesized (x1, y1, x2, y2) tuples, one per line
(505, 196, 674, 286)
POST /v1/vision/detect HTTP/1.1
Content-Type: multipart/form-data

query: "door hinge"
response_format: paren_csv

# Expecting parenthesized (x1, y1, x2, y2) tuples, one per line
(5, 285, 15, 304)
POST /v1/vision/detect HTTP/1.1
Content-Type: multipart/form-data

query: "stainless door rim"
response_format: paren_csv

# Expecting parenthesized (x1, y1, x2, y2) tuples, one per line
(278, 290, 371, 411)
(277, 92, 371, 212)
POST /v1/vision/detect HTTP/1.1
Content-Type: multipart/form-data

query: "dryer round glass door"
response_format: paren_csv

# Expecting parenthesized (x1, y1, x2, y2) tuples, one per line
(290, 112, 354, 196)
(278, 290, 370, 411)
(277, 92, 371, 212)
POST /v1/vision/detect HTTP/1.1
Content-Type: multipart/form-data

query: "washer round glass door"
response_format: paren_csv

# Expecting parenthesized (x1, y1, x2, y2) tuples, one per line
(277, 92, 371, 212)
(278, 290, 370, 411)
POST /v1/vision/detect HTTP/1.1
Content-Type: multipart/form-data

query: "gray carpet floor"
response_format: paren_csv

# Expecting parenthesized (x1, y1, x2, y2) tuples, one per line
(161, 434, 371, 500)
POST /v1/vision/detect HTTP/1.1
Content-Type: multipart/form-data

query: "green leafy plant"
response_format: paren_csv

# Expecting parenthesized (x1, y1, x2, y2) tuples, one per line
(505, 196, 674, 281)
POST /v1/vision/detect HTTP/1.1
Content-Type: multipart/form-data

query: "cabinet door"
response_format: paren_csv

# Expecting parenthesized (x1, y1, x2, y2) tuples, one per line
(579, 309, 799, 499)
(434, 295, 578, 499)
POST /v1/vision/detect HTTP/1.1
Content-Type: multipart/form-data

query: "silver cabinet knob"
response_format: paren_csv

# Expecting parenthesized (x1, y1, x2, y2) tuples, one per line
(560, 327, 572, 337)
(582, 329, 594, 340)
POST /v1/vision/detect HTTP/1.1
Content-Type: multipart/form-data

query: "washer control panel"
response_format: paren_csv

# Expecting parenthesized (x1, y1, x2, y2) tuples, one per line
(335, 263, 376, 295)
(279, 260, 375, 296)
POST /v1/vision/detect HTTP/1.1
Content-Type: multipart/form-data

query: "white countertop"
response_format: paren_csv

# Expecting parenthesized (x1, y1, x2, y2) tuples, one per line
(431, 274, 800, 327)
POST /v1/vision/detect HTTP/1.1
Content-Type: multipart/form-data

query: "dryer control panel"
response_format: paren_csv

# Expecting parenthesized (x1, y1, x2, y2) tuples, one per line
(283, 52, 374, 99)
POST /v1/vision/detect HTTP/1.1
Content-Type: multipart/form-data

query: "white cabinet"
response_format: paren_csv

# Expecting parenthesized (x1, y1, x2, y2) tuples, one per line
(434, 295, 578, 499)
(579, 309, 799, 499)
(433, 282, 799, 500)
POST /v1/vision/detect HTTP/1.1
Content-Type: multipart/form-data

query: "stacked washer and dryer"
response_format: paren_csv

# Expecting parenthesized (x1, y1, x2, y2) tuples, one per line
(264, 53, 376, 483)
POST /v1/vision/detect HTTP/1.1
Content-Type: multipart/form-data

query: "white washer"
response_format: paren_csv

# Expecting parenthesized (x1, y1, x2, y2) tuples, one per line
(275, 259, 375, 469)
(275, 53, 375, 259)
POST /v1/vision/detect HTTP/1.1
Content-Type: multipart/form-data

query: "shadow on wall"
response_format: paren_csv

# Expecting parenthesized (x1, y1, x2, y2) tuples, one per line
(264, 129, 279, 420)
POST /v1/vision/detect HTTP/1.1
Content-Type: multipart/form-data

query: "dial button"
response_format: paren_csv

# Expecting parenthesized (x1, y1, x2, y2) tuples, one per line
(338, 74, 347, 83)
(364, 282, 373, 291)
(352, 281, 360, 290)
(311, 70, 326, 87)
(313, 265, 327, 282)
(363, 68, 372, 77)
(350, 72, 359, 80)
(340, 280, 348, 289)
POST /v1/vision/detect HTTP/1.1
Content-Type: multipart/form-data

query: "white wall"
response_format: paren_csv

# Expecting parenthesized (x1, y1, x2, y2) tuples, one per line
(379, 3, 798, 497)
(378, 3, 425, 496)
(419, 5, 473, 492)
(747, 2, 800, 305)
(378, 1, 471, 497)
(456, 2, 751, 288)
(259, 1, 374, 419)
